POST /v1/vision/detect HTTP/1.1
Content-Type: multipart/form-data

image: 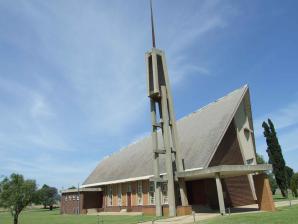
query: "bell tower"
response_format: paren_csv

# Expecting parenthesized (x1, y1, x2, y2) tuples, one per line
(146, 0, 189, 217)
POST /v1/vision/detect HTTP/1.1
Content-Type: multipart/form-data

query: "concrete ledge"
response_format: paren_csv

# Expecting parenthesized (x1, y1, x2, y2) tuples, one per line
(177, 164, 272, 180)
(61, 187, 102, 194)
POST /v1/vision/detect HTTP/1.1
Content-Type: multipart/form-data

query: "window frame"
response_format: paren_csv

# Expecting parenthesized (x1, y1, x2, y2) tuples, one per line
(107, 185, 113, 206)
(149, 181, 155, 205)
(161, 183, 168, 205)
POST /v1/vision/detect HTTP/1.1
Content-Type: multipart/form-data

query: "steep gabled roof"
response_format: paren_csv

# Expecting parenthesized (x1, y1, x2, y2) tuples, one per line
(83, 85, 249, 186)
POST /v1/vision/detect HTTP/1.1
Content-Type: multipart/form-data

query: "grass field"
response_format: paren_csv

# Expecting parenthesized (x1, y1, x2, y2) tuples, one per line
(197, 204, 298, 224)
(0, 208, 157, 224)
(1, 204, 298, 224)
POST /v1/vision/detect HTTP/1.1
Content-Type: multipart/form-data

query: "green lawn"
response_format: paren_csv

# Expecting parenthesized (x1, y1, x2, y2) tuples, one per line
(197, 205, 298, 224)
(2, 205, 298, 224)
(0, 208, 157, 224)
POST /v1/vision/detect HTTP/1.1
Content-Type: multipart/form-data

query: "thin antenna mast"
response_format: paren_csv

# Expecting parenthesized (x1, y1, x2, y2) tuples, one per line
(150, 0, 156, 48)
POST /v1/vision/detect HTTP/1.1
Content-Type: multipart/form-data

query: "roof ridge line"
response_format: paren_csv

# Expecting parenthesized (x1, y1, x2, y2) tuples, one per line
(179, 84, 248, 122)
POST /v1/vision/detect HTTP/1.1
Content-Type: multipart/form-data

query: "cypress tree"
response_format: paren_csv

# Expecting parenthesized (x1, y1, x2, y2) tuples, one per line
(262, 119, 288, 197)
(285, 166, 294, 188)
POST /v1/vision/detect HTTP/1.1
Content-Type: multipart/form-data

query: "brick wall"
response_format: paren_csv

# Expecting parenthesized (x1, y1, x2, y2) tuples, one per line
(223, 176, 255, 206)
(83, 192, 103, 209)
(253, 173, 276, 211)
(61, 192, 85, 214)
(61, 191, 103, 214)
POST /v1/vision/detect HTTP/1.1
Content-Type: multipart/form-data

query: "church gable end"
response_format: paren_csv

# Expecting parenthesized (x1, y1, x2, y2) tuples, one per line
(208, 116, 256, 207)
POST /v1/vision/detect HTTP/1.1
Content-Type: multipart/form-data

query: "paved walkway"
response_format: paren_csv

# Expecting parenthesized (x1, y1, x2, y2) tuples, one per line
(87, 211, 143, 216)
(275, 199, 298, 207)
(143, 200, 298, 224)
(88, 200, 298, 223)
(143, 205, 259, 224)
(143, 213, 219, 224)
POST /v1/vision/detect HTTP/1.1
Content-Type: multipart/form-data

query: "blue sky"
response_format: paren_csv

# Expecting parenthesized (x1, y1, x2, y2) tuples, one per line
(0, 0, 297, 189)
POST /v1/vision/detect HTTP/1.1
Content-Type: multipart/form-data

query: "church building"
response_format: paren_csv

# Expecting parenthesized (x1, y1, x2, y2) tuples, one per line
(61, 85, 275, 216)
(61, 1, 275, 217)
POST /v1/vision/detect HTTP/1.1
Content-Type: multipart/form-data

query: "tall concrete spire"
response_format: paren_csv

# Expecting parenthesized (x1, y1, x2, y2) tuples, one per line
(150, 0, 156, 48)
(145, 0, 189, 217)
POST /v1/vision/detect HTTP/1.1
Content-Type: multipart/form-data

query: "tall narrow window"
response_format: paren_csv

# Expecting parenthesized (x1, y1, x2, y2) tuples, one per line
(118, 184, 122, 206)
(161, 183, 168, 204)
(108, 185, 113, 206)
(149, 181, 155, 205)
(127, 183, 131, 193)
(137, 181, 143, 205)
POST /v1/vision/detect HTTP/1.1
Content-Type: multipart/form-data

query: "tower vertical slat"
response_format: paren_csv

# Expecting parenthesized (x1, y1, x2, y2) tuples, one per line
(160, 86, 176, 216)
(150, 99, 162, 216)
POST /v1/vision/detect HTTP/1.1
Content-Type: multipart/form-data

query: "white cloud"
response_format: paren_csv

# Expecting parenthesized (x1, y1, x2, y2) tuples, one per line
(255, 99, 298, 165)
(254, 100, 298, 137)
(164, 0, 236, 84)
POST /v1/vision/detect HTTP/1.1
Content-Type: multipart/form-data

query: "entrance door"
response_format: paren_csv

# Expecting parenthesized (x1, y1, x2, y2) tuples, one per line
(127, 192, 131, 210)
(186, 180, 207, 205)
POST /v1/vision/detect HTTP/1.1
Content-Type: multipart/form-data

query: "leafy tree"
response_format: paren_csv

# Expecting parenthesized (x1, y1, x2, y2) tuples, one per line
(262, 119, 288, 197)
(68, 186, 76, 189)
(268, 173, 278, 195)
(290, 173, 298, 198)
(256, 153, 266, 164)
(285, 166, 294, 188)
(36, 184, 59, 210)
(0, 174, 36, 224)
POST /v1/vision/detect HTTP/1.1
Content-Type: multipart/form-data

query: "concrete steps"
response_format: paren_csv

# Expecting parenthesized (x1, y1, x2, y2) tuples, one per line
(87, 208, 98, 214)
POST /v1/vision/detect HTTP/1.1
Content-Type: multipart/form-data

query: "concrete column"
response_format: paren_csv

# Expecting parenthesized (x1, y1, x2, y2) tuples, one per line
(178, 179, 189, 206)
(160, 51, 188, 206)
(150, 99, 162, 216)
(161, 86, 176, 217)
(215, 173, 225, 215)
